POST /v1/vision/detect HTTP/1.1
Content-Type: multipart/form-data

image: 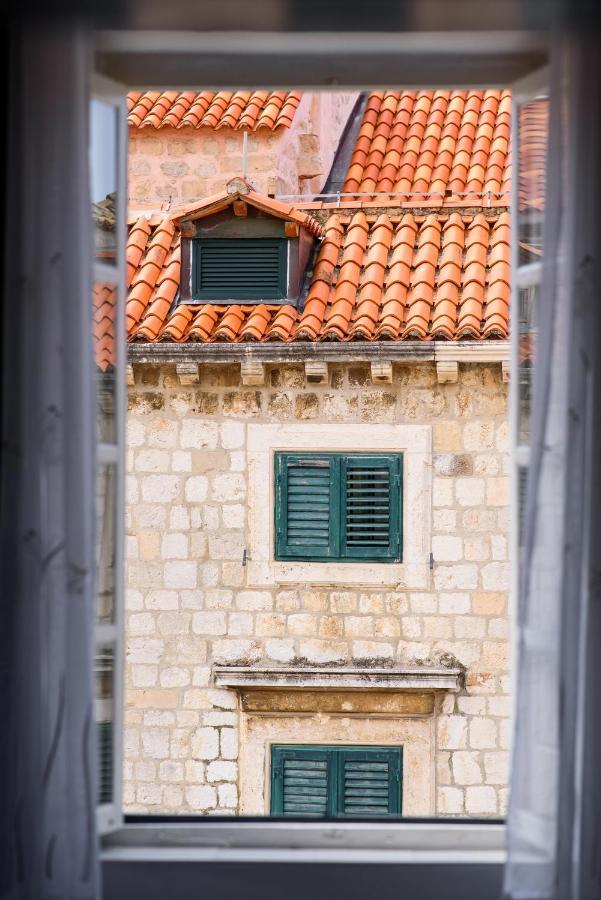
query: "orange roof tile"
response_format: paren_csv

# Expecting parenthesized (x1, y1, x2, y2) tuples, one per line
(126, 209, 509, 345)
(344, 90, 511, 201)
(127, 91, 302, 131)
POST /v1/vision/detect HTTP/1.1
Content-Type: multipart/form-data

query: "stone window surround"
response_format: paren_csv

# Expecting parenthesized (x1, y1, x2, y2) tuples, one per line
(246, 423, 432, 588)
(238, 711, 435, 817)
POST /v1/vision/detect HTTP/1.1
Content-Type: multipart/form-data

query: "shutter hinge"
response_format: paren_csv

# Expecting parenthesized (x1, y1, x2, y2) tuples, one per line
(429, 551, 434, 570)
(242, 548, 247, 567)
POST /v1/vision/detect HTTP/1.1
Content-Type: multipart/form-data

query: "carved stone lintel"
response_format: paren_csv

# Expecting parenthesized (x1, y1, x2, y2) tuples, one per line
(436, 360, 459, 383)
(175, 362, 200, 385)
(370, 360, 393, 384)
(305, 360, 329, 385)
(501, 360, 510, 382)
(241, 358, 265, 386)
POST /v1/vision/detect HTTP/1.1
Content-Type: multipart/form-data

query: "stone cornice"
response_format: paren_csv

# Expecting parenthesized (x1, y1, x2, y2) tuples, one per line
(212, 665, 463, 692)
(128, 339, 508, 367)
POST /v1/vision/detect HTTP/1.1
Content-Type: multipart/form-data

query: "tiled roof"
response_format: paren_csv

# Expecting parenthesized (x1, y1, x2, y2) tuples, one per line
(126, 208, 509, 344)
(94, 283, 116, 372)
(343, 90, 511, 200)
(127, 91, 302, 131)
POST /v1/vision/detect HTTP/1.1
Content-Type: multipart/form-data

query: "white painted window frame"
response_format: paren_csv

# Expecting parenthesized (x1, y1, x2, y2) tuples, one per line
(246, 423, 432, 589)
(508, 65, 550, 740)
(94, 32, 551, 872)
(92, 72, 127, 836)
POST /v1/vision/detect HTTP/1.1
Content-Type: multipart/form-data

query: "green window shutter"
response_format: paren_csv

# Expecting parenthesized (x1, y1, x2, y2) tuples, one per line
(271, 746, 332, 817)
(275, 452, 402, 562)
(192, 238, 288, 300)
(337, 748, 402, 818)
(271, 745, 402, 818)
(275, 453, 339, 559)
(341, 455, 402, 561)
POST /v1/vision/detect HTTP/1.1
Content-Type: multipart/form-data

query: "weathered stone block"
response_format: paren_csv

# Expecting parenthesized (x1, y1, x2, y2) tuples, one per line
(451, 751, 483, 785)
(207, 760, 237, 783)
(465, 786, 497, 815)
(437, 715, 468, 750)
(193, 611, 227, 635)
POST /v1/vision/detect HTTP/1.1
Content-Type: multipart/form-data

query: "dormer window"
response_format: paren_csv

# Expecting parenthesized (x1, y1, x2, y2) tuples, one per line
(192, 237, 288, 301)
(174, 179, 323, 307)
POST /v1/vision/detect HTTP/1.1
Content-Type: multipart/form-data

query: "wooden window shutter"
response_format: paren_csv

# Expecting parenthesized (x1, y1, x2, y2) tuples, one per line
(192, 238, 288, 300)
(341, 455, 402, 561)
(337, 748, 402, 817)
(271, 746, 402, 818)
(275, 453, 339, 559)
(271, 746, 331, 817)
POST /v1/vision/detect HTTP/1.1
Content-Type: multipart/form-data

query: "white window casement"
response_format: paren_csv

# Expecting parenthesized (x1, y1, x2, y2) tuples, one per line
(94, 28, 554, 895)
(246, 423, 432, 589)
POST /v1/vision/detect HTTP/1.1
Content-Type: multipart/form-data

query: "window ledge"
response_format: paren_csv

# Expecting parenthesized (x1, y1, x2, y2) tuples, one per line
(212, 665, 463, 692)
(102, 821, 505, 865)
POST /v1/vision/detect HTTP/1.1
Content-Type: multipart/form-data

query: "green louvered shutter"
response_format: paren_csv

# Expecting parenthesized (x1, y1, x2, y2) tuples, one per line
(275, 454, 339, 559)
(271, 747, 331, 817)
(341, 455, 402, 561)
(338, 748, 402, 817)
(271, 746, 402, 818)
(193, 238, 288, 300)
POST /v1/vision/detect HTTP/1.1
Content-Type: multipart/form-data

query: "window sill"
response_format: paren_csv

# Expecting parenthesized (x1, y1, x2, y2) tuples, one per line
(246, 559, 429, 589)
(101, 820, 506, 865)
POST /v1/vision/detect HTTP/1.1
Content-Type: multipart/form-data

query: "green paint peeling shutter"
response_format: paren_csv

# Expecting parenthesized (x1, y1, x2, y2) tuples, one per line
(274, 452, 402, 562)
(342, 455, 401, 560)
(192, 238, 288, 300)
(338, 748, 401, 817)
(271, 745, 402, 818)
(271, 747, 331, 818)
(275, 454, 339, 559)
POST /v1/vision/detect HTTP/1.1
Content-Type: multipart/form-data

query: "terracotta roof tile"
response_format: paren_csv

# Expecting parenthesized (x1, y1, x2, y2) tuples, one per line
(344, 90, 512, 201)
(127, 209, 509, 345)
(127, 91, 302, 131)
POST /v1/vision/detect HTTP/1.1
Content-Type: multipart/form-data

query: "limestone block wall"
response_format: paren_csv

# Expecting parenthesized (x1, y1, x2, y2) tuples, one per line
(124, 361, 510, 818)
(128, 92, 358, 207)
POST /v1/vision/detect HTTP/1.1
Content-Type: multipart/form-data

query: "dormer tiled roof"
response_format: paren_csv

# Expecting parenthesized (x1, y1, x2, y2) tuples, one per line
(171, 182, 325, 238)
(127, 91, 302, 131)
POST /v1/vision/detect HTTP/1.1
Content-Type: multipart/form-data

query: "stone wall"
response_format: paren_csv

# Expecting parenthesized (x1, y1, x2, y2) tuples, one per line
(128, 92, 358, 207)
(124, 361, 510, 817)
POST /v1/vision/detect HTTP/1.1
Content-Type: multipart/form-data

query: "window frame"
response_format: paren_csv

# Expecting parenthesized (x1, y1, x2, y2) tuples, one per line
(274, 451, 403, 563)
(94, 29, 552, 880)
(91, 71, 127, 837)
(191, 236, 289, 301)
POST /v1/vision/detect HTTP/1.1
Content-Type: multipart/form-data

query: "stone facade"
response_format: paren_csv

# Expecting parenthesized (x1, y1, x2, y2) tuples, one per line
(124, 360, 510, 817)
(128, 92, 358, 207)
